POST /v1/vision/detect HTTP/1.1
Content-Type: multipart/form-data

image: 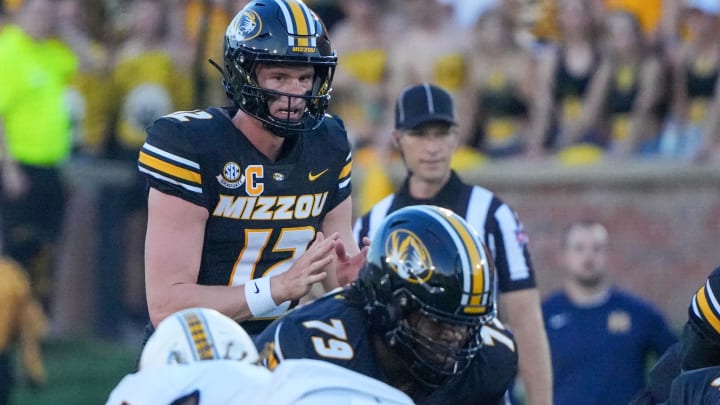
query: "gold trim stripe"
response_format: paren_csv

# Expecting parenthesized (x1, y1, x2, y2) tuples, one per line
(443, 212, 486, 312)
(139, 151, 201, 185)
(287, 0, 309, 47)
(697, 285, 720, 334)
(183, 313, 215, 360)
(338, 161, 352, 179)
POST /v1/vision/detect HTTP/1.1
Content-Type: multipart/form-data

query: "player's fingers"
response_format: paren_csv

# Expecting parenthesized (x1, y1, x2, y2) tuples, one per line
(307, 255, 333, 275)
(362, 236, 371, 247)
(307, 272, 327, 285)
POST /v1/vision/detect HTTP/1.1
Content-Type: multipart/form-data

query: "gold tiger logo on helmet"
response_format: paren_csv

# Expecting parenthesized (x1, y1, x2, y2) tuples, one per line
(385, 229, 433, 284)
(231, 10, 262, 41)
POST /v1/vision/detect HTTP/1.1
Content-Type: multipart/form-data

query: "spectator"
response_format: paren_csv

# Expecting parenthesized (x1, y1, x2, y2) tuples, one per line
(0, 0, 78, 312)
(528, 0, 604, 164)
(661, 0, 720, 162)
(329, 0, 396, 151)
(256, 205, 518, 404)
(180, 0, 236, 107)
(353, 83, 553, 405)
(563, 10, 668, 158)
(138, 0, 365, 339)
(58, 0, 112, 157)
(0, 258, 48, 405)
(466, 6, 534, 158)
(329, 0, 403, 216)
(543, 220, 677, 405)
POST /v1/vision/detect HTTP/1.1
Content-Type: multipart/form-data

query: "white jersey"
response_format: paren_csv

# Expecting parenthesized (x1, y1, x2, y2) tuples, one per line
(106, 360, 271, 405)
(251, 359, 415, 405)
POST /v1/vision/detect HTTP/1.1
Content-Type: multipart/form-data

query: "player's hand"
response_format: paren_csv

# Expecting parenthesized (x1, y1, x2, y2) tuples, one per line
(271, 232, 338, 303)
(336, 236, 369, 286)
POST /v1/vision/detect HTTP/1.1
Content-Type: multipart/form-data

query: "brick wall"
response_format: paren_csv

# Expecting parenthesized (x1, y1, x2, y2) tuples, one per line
(371, 160, 720, 332)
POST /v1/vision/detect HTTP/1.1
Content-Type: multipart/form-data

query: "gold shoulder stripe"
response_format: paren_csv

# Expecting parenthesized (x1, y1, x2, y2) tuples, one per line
(139, 151, 202, 185)
(338, 161, 352, 179)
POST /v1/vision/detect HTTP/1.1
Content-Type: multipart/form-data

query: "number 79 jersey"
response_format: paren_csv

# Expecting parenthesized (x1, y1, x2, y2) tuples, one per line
(137, 107, 353, 310)
(254, 290, 519, 404)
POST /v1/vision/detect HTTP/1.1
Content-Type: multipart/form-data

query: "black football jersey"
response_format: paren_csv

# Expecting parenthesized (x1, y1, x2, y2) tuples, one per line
(666, 366, 720, 405)
(254, 288, 518, 405)
(137, 107, 352, 322)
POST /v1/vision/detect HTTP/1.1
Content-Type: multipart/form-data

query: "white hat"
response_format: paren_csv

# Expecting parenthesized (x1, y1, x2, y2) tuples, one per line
(687, 0, 720, 15)
(139, 307, 258, 369)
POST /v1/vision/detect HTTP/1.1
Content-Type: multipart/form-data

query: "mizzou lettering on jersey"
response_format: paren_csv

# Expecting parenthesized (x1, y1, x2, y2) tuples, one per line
(212, 193, 328, 220)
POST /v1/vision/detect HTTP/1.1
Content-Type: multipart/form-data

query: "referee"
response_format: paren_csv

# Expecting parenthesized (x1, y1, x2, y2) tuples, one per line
(353, 83, 553, 405)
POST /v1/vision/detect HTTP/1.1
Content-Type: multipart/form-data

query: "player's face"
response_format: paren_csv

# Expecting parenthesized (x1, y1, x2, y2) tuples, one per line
(255, 64, 315, 122)
(406, 311, 472, 369)
(561, 225, 608, 288)
(395, 122, 458, 184)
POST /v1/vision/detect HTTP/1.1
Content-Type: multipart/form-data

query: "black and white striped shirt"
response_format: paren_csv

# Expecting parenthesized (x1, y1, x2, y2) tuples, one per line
(353, 171, 536, 293)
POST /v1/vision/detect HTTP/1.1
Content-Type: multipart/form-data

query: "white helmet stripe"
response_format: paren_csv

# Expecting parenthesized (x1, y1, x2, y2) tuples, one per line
(274, 0, 317, 47)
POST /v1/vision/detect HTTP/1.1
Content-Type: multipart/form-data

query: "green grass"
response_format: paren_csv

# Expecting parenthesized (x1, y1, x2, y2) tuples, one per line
(10, 337, 139, 405)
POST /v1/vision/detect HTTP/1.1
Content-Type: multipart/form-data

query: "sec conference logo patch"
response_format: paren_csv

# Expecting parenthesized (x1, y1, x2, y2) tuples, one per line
(385, 229, 433, 284)
(217, 162, 245, 189)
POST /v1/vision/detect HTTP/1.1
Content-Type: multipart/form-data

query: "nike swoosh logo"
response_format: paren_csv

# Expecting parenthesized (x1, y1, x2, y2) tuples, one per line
(254, 283, 260, 294)
(308, 169, 328, 181)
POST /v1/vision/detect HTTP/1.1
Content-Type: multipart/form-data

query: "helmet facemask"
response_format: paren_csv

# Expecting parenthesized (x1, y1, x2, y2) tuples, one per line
(382, 290, 484, 388)
(230, 61, 334, 137)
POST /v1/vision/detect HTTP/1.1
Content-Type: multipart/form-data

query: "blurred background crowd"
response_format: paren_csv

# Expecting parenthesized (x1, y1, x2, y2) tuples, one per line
(0, 0, 719, 402)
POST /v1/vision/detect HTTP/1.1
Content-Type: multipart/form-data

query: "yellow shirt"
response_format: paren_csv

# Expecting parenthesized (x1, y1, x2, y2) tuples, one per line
(0, 25, 77, 166)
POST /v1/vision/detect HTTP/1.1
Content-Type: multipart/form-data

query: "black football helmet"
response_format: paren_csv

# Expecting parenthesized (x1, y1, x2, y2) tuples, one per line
(217, 0, 337, 137)
(357, 205, 497, 387)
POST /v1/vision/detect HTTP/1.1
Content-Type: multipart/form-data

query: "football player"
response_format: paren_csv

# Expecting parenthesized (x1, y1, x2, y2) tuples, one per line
(665, 366, 720, 404)
(251, 358, 415, 405)
(630, 266, 720, 404)
(108, 307, 414, 405)
(106, 307, 271, 404)
(255, 205, 518, 404)
(137, 0, 365, 340)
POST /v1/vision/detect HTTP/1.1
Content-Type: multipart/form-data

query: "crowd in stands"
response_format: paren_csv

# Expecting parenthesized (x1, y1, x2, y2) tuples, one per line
(3, 0, 719, 168)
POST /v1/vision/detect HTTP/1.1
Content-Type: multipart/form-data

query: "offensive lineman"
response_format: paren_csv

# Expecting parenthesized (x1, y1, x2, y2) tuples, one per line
(255, 205, 518, 404)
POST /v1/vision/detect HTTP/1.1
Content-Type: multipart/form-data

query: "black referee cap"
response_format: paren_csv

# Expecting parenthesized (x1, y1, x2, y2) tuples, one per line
(394, 83, 457, 130)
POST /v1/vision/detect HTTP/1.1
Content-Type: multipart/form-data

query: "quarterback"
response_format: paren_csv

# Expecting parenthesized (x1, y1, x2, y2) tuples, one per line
(137, 0, 364, 338)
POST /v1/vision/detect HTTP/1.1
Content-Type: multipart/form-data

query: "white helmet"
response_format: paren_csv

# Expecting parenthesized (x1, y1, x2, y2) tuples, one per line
(139, 307, 258, 369)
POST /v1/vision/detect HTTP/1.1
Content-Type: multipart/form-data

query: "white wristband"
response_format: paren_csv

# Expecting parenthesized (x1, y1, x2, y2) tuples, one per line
(245, 276, 278, 317)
